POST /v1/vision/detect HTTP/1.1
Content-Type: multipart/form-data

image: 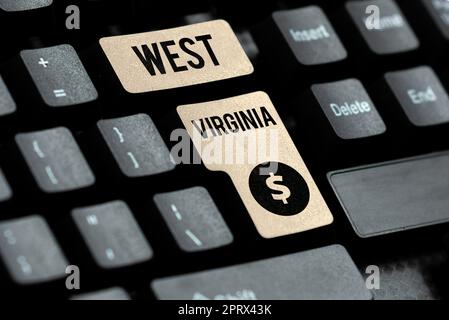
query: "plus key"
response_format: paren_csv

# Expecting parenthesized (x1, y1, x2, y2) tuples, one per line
(19, 44, 98, 108)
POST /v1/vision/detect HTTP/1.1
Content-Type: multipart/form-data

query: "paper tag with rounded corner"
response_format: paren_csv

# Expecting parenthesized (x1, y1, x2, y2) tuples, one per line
(99, 20, 254, 93)
(177, 91, 333, 238)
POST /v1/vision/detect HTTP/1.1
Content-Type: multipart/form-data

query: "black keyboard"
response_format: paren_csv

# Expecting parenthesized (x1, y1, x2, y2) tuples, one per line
(1, 0, 449, 301)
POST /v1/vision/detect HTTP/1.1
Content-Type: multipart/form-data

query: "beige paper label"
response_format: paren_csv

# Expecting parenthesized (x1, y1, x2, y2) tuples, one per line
(100, 20, 254, 93)
(177, 91, 333, 238)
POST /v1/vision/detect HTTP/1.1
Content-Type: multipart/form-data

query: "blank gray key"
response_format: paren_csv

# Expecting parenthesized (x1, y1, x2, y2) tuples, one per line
(237, 31, 259, 61)
(183, 12, 214, 25)
(0, 216, 68, 284)
(0, 168, 12, 202)
(72, 201, 153, 268)
(16, 127, 95, 193)
(346, 0, 419, 54)
(98, 114, 175, 177)
(0, 0, 52, 12)
(20, 45, 98, 107)
(152, 245, 371, 300)
(328, 152, 449, 238)
(154, 187, 233, 252)
(385, 66, 449, 126)
(71, 287, 131, 300)
(0, 75, 16, 116)
(422, 0, 449, 40)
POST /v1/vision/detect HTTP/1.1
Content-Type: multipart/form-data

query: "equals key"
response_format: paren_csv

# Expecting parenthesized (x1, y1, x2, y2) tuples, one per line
(53, 89, 67, 98)
(19, 45, 98, 107)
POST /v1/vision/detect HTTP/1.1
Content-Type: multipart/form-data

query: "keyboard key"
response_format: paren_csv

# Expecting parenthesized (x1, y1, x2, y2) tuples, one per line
(422, 0, 449, 40)
(97, 114, 175, 177)
(0, 216, 68, 284)
(16, 127, 95, 193)
(385, 66, 449, 126)
(0, 168, 12, 202)
(270, 6, 347, 66)
(0, 0, 52, 12)
(346, 0, 419, 55)
(329, 152, 449, 238)
(177, 92, 333, 238)
(152, 245, 371, 300)
(183, 12, 214, 25)
(72, 201, 153, 269)
(99, 20, 254, 93)
(20, 45, 98, 107)
(154, 187, 233, 252)
(311, 79, 387, 139)
(182, 12, 259, 61)
(71, 287, 131, 300)
(0, 75, 16, 116)
(236, 30, 259, 61)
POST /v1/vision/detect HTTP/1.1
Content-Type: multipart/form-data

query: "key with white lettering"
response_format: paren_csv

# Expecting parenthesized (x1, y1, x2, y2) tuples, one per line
(152, 245, 371, 300)
(385, 66, 449, 127)
(0, 215, 68, 284)
(259, 6, 347, 66)
(99, 20, 253, 93)
(177, 92, 333, 239)
(311, 79, 387, 139)
(154, 187, 233, 252)
(20, 45, 98, 107)
(0, 168, 12, 202)
(16, 127, 95, 193)
(0, 75, 16, 117)
(346, 0, 419, 55)
(97, 114, 175, 177)
(72, 201, 153, 268)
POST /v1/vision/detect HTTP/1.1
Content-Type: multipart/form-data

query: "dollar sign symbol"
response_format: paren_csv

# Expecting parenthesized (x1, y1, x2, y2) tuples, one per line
(266, 172, 291, 205)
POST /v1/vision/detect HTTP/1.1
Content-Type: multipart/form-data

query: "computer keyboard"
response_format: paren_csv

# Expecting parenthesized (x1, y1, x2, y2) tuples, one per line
(0, 0, 449, 301)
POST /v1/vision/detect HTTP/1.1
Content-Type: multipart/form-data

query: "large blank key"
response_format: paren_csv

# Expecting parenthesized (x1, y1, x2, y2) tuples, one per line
(0, 216, 68, 284)
(20, 45, 98, 107)
(329, 152, 449, 238)
(16, 127, 95, 193)
(72, 287, 131, 300)
(72, 201, 153, 268)
(0, 0, 52, 12)
(98, 114, 175, 177)
(152, 245, 371, 300)
(0, 168, 12, 202)
(154, 187, 233, 252)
